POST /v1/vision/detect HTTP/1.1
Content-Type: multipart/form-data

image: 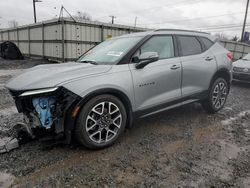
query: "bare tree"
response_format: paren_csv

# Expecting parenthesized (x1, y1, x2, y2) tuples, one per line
(75, 11, 92, 21)
(8, 20, 18, 28)
(231, 35, 240, 42)
(214, 33, 229, 41)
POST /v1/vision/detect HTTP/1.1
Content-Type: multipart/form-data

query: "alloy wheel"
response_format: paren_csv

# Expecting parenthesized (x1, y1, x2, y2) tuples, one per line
(85, 101, 122, 144)
(212, 81, 228, 109)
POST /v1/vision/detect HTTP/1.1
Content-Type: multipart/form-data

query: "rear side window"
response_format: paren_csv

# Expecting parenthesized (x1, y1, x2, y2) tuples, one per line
(200, 37, 214, 50)
(178, 36, 202, 56)
(138, 36, 175, 59)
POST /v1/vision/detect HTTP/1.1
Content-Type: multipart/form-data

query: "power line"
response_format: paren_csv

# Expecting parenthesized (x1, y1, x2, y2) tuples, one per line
(136, 12, 244, 26)
(131, 0, 199, 14)
(196, 23, 250, 30)
(94, 0, 198, 20)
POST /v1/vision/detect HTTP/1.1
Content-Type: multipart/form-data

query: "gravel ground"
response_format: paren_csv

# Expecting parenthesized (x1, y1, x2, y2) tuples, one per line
(0, 58, 250, 187)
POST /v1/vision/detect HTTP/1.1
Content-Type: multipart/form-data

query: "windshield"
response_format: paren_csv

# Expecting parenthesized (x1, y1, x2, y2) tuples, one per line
(243, 53, 250, 60)
(78, 36, 143, 65)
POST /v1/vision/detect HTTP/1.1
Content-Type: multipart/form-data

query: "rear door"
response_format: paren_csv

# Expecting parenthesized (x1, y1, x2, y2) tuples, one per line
(129, 35, 182, 112)
(177, 35, 217, 97)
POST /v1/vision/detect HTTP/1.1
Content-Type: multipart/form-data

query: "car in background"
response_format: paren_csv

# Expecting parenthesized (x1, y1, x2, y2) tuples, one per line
(233, 53, 250, 83)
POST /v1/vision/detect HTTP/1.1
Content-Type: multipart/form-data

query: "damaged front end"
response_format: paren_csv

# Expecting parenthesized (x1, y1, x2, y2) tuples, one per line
(8, 87, 81, 144)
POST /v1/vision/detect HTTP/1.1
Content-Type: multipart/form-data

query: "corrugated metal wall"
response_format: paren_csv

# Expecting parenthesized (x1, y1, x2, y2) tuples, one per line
(0, 18, 145, 62)
(220, 40, 250, 60)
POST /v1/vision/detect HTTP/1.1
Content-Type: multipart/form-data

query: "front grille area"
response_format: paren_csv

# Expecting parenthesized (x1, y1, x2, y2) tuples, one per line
(8, 90, 23, 97)
(233, 66, 250, 73)
(233, 73, 250, 82)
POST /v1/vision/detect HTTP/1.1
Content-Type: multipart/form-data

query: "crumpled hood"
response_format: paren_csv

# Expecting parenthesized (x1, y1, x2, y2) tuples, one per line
(5, 62, 112, 91)
(233, 59, 250, 69)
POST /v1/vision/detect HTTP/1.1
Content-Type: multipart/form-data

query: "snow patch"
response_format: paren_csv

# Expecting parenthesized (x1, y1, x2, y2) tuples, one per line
(0, 172, 15, 187)
(221, 110, 250, 126)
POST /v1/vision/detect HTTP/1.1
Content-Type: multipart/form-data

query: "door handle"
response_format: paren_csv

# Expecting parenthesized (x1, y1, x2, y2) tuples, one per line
(205, 57, 214, 61)
(170, 64, 181, 70)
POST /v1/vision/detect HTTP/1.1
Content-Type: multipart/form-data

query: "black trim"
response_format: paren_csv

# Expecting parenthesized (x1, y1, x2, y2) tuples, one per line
(173, 35, 180, 57)
(198, 36, 215, 51)
(196, 36, 207, 52)
(134, 90, 208, 118)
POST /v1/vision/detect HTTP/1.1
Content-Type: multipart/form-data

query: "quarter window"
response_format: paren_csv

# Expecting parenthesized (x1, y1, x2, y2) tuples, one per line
(135, 36, 175, 60)
(200, 37, 214, 50)
(179, 36, 202, 56)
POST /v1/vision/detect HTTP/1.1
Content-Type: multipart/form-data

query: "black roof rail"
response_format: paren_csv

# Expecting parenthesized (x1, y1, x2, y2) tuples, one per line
(154, 29, 209, 34)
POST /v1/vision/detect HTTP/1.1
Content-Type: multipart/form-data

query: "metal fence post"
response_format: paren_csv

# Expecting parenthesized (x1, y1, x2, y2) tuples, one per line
(17, 28, 19, 47)
(28, 27, 31, 57)
(42, 23, 45, 58)
(61, 19, 65, 62)
(101, 25, 104, 42)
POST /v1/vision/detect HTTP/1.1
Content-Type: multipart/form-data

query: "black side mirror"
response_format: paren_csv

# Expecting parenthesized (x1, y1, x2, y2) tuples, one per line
(134, 52, 159, 69)
(239, 57, 242, 59)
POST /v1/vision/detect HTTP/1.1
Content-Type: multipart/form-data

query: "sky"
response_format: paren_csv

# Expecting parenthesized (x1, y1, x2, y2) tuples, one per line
(0, 0, 248, 38)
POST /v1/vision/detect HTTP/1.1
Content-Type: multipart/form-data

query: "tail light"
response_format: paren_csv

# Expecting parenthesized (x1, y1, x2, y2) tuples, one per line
(227, 52, 233, 60)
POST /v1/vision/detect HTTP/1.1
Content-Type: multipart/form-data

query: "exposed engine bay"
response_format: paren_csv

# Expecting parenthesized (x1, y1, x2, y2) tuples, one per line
(8, 87, 81, 144)
(32, 97, 56, 129)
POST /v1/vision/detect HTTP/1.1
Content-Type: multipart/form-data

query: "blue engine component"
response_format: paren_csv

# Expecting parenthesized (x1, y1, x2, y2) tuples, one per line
(32, 97, 56, 129)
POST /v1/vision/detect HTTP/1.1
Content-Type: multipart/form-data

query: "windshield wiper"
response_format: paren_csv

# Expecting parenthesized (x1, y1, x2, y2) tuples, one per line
(80, 60, 98, 65)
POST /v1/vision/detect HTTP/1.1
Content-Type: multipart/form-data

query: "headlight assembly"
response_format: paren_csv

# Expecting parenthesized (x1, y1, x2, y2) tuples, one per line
(19, 87, 58, 97)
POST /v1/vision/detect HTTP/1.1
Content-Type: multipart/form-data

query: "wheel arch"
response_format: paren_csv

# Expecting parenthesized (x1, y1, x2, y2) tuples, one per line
(74, 88, 134, 129)
(210, 68, 231, 90)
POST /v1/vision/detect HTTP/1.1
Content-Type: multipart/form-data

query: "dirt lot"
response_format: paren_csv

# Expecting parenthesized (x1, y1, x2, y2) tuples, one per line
(0, 58, 250, 187)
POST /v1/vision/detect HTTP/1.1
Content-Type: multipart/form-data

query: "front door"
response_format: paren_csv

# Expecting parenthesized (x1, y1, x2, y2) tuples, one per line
(129, 35, 182, 113)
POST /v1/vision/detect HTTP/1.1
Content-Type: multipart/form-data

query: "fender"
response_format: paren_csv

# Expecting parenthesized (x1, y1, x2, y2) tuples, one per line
(209, 67, 232, 90)
(70, 88, 134, 129)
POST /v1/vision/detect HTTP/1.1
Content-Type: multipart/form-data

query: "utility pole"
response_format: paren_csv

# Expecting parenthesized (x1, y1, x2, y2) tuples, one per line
(241, 0, 250, 42)
(33, 0, 42, 23)
(134, 16, 137, 28)
(109, 15, 116, 24)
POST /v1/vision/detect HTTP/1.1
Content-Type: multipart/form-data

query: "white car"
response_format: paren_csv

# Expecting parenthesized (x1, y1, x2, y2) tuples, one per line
(233, 54, 250, 83)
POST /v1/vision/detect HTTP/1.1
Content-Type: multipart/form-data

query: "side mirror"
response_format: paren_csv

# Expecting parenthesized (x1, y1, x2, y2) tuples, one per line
(239, 57, 242, 59)
(133, 52, 159, 69)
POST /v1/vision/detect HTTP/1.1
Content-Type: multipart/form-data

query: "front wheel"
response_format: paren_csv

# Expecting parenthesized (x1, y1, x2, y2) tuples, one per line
(202, 78, 229, 113)
(75, 94, 127, 149)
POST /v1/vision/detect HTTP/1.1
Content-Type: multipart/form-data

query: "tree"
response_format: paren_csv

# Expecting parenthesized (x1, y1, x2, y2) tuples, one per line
(75, 11, 92, 21)
(8, 20, 18, 28)
(214, 33, 229, 41)
(231, 35, 240, 42)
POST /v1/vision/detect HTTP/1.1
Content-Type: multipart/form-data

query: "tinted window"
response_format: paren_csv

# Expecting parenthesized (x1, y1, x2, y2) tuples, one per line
(179, 36, 202, 56)
(200, 37, 214, 49)
(136, 36, 174, 59)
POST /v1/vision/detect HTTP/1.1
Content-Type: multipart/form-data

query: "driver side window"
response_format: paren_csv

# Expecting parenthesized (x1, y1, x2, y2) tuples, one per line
(134, 35, 175, 60)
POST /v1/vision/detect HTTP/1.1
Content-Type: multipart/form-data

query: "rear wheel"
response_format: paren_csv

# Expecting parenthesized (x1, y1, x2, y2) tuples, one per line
(202, 77, 229, 113)
(75, 94, 127, 149)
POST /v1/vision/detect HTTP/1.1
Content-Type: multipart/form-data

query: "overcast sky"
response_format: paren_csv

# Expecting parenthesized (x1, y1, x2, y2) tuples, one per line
(0, 0, 248, 38)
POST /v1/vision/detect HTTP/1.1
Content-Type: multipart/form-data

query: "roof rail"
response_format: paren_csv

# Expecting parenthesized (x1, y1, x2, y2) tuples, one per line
(154, 29, 209, 34)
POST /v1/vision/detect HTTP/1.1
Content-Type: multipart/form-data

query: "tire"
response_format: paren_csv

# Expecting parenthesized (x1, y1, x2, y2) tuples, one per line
(75, 94, 127, 149)
(202, 77, 229, 114)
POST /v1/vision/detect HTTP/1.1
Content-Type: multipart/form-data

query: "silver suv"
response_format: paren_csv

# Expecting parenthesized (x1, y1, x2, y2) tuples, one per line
(6, 29, 233, 149)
